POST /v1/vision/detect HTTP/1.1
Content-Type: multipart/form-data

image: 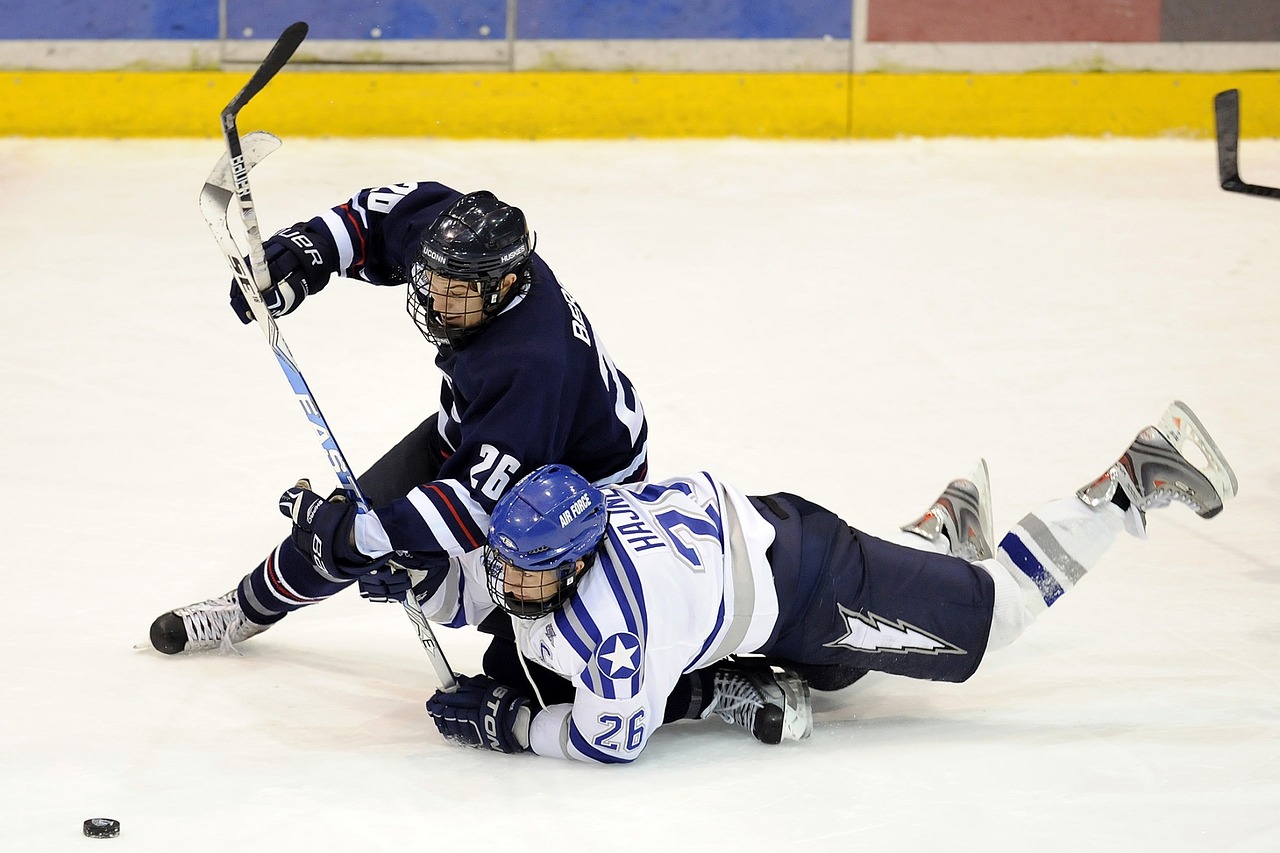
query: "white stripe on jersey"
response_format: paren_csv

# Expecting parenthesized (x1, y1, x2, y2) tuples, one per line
(596, 340, 645, 445)
(405, 478, 487, 556)
(319, 209, 356, 274)
(590, 448, 648, 487)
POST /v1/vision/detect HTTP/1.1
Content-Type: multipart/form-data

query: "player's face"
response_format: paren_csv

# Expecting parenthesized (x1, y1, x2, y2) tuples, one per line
(426, 272, 518, 328)
(502, 559, 584, 603)
(427, 275, 486, 328)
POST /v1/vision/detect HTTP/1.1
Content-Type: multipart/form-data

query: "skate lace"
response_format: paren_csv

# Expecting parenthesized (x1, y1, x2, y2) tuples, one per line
(178, 596, 248, 654)
(711, 673, 763, 730)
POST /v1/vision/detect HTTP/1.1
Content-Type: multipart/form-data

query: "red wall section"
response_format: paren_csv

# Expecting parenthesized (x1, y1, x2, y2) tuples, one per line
(867, 0, 1162, 42)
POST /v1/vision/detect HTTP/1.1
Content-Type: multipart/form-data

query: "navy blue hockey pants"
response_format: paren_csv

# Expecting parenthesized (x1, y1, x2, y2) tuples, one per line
(750, 492, 997, 685)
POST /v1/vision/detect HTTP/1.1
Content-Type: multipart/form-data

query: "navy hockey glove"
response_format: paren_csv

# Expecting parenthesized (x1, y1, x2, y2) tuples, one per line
(358, 565, 414, 603)
(230, 226, 332, 324)
(359, 553, 452, 604)
(278, 481, 381, 579)
(426, 674, 531, 754)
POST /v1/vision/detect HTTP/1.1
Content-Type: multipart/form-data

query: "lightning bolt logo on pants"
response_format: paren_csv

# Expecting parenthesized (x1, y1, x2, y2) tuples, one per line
(825, 605, 966, 656)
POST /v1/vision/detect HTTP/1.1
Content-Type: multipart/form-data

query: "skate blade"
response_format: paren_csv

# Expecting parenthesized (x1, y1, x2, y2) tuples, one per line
(1157, 401, 1239, 505)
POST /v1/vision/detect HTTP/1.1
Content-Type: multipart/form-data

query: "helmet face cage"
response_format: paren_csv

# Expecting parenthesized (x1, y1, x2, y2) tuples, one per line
(483, 548, 593, 619)
(405, 191, 535, 349)
(483, 464, 608, 619)
(406, 264, 517, 349)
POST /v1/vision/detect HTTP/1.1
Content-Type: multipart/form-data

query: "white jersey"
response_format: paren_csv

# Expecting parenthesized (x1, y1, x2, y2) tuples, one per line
(416, 472, 780, 764)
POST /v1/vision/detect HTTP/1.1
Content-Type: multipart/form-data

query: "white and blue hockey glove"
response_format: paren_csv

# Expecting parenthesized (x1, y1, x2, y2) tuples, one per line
(231, 226, 331, 324)
(426, 674, 532, 754)
(278, 481, 383, 580)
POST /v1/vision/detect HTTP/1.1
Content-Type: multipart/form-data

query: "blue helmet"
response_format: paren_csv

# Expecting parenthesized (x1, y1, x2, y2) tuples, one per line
(484, 464, 607, 618)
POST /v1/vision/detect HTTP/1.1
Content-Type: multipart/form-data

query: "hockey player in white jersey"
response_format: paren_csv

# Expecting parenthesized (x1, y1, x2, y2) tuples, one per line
(281, 400, 1237, 763)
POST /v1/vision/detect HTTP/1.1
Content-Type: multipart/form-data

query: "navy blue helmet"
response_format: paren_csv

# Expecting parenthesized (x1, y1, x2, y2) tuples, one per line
(407, 191, 535, 348)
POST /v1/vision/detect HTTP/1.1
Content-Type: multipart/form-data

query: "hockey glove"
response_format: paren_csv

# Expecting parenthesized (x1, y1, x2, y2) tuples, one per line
(278, 481, 382, 580)
(357, 553, 447, 604)
(230, 226, 332, 324)
(358, 565, 415, 603)
(426, 674, 532, 754)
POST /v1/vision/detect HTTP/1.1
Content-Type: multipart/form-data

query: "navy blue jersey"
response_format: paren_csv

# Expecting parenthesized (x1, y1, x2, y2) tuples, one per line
(294, 181, 648, 559)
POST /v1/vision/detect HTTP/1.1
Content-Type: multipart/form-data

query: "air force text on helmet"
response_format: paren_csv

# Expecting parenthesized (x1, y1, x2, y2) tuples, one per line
(559, 493, 595, 528)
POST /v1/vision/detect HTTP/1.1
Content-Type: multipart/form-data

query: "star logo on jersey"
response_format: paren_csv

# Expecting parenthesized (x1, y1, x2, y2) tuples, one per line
(595, 632, 642, 679)
(825, 605, 966, 656)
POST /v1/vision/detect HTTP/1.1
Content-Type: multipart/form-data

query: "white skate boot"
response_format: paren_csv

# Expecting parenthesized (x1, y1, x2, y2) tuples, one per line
(149, 589, 269, 655)
(703, 659, 813, 745)
(901, 459, 996, 562)
(1077, 400, 1238, 537)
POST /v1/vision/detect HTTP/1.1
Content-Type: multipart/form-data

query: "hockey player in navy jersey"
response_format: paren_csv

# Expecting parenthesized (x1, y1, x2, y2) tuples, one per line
(319, 400, 1232, 764)
(150, 183, 656, 699)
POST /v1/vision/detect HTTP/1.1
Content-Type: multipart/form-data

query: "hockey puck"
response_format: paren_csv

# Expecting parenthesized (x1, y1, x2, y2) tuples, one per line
(83, 818, 120, 839)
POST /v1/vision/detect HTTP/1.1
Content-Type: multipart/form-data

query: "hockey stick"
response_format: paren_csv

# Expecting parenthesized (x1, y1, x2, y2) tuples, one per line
(1214, 89, 1280, 200)
(200, 22, 457, 692)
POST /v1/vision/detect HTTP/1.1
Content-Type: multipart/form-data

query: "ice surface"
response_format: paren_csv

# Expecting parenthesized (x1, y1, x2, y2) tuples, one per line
(3, 136, 1279, 851)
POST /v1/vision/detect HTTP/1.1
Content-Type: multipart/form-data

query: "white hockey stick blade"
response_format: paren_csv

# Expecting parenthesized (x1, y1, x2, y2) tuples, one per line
(198, 132, 282, 267)
(1157, 401, 1239, 504)
(205, 131, 281, 194)
(200, 138, 287, 335)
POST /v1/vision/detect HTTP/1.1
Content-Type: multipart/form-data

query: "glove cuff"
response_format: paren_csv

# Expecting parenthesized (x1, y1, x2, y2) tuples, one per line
(512, 704, 532, 750)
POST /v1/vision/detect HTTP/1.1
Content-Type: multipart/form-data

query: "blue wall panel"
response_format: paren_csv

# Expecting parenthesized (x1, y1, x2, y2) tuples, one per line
(226, 0, 507, 41)
(517, 0, 851, 39)
(1, 0, 216, 38)
(0, 0, 850, 40)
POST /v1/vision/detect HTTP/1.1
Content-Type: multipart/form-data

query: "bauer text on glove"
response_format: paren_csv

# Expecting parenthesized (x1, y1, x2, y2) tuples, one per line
(230, 226, 334, 323)
(278, 482, 391, 579)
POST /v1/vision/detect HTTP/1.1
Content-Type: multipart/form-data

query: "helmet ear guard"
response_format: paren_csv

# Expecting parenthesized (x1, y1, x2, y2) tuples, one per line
(407, 191, 536, 348)
(484, 465, 608, 618)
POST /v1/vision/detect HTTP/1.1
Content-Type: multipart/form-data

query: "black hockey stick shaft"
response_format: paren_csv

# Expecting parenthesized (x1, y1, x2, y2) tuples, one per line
(1214, 89, 1280, 200)
(223, 22, 308, 301)
(222, 21, 308, 123)
(213, 23, 457, 692)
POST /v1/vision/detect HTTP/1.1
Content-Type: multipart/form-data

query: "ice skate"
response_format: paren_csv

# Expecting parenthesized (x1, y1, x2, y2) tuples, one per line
(1077, 400, 1238, 537)
(149, 589, 269, 655)
(703, 659, 813, 745)
(901, 459, 995, 562)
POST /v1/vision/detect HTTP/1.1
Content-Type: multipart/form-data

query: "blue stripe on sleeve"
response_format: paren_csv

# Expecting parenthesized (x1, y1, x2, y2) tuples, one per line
(556, 595, 603, 656)
(599, 537, 648, 639)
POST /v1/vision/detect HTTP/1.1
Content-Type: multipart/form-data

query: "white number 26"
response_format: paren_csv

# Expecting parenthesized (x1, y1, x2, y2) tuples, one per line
(470, 444, 522, 501)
